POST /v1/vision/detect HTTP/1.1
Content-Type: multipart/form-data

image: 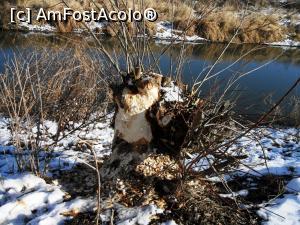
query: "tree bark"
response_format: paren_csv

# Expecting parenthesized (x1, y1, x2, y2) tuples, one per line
(100, 72, 162, 180)
(100, 71, 189, 183)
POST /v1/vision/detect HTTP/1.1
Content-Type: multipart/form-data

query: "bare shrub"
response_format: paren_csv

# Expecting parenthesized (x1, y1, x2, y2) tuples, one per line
(0, 43, 113, 174)
(0, 47, 111, 121)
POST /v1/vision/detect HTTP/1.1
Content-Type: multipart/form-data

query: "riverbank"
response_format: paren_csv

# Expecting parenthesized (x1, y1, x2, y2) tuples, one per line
(0, 113, 299, 224)
(1, 30, 300, 128)
(1, 0, 300, 47)
(0, 30, 299, 224)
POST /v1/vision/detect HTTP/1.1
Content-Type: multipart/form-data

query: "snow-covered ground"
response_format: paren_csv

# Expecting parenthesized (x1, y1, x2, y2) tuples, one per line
(238, 128, 300, 225)
(0, 111, 299, 224)
(0, 173, 95, 225)
(0, 115, 113, 224)
(0, 112, 175, 225)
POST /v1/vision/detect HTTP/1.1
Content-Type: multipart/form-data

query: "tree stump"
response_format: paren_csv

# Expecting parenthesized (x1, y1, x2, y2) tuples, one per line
(100, 71, 189, 182)
(100, 72, 162, 180)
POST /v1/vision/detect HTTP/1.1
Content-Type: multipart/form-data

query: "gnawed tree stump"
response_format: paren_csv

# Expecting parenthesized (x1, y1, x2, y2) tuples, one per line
(93, 69, 253, 225)
(100, 71, 189, 182)
(100, 72, 161, 180)
(95, 70, 252, 225)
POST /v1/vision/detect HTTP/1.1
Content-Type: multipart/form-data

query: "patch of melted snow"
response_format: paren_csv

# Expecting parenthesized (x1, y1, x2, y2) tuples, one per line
(18, 21, 56, 32)
(161, 82, 184, 102)
(155, 21, 206, 43)
(267, 39, 300, 47)
(0, 173, 95, 225)
(115, 204, 163, 225)
(257, 194, 300, 225)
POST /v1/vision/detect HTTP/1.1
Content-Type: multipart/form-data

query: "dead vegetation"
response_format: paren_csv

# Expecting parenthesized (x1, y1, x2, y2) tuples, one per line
(2, 0, 298, 44)
(198, 12, 286, 43)
(0, 43, 114, 174)
(55, 18, 79, 32)
(0, 1, 14, 30)
(220, 174, 288, 205)
(16, 0, 91, 9)
(169, 179, 258, 225)
(96, 63, 263, 224)
(0, 46, 112, 122)
(172, 11, 287, 44)
(1, 1, 299, 225)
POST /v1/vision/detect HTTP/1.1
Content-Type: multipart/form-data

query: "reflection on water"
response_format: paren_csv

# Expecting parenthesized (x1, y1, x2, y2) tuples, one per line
(0, 32, 299, 125)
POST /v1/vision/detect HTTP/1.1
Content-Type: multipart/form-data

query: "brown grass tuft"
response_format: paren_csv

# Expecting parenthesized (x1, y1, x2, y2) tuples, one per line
(144, 0, 193, 21)
(239, 15, 286, 43)
(56, 19, 77, 33)
(196, 11, 286, 43)
(173, 19, 197, 36)
(102, 21, 157, 37)
(145, 21, 157, 36)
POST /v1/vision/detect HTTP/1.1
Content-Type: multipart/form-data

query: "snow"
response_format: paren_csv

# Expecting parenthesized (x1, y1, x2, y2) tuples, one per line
(27, 197, 95, 225)
(267, 39, 300, 47)
(0, 115, 113, 224)
(0, 118, 11, 145)
(156, 20, 300, 47)
(0, 112, 299, 224)
(161, 81, 184, 102)
(85, 21, 106, 31)
(286, 178, 300, 193)
(155, 21, 206, 43)
(0, 114, 114, 177)
(160, 221, 178, 225)
(232, 128, 300, 225)
(0, 114, 166, 224)
(0, 173, 95, 225)
(219, 189, 249, 199)
(11, 17, 300, 47)
(190, 127, 300, 224)
(257, 194, 300, 225)
(100, 204, 164, 225)
(18, 21, 56, 33)
(236, 128, 300, 177)
(15, 19, 106, 34)
(115, 204, 163, 225)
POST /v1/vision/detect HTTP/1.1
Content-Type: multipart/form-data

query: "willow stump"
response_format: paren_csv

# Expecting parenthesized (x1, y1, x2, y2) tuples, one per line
(100, 71, 188, 182)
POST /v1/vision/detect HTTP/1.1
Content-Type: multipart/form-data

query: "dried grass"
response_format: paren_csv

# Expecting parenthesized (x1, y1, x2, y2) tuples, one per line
(173, 19, 197, 36)
(0, 1, 13, 30)
(102, 21, 156, 37)
(143, 0, 194, 21)
(16, 0, 90, 10)
(197, 11, 286, 43)
(195, 0, 280, 10)
(171, 179, 258, 225)
(56, 18, 77, 33)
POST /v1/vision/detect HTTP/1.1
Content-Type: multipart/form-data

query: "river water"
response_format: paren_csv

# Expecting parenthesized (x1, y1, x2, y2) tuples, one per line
(0, 31, 299, 125)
